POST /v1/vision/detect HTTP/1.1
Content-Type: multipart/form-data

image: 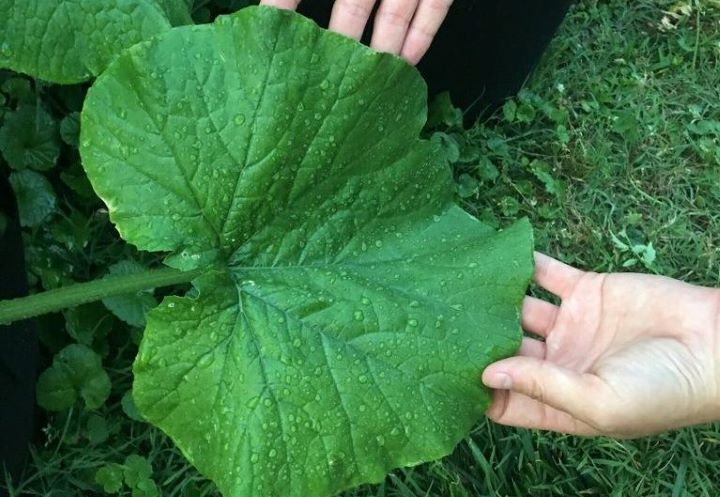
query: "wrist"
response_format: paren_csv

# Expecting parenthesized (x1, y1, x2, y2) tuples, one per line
(711, 288, 720, 420)
(668, 283, 720, 425)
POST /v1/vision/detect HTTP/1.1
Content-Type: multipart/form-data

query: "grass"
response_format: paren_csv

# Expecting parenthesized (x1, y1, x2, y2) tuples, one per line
(4, 0, 720, 496)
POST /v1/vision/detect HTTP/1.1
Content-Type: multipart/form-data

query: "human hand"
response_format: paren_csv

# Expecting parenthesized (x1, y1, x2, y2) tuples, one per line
(259, 0, 452, 65)
(482, 253, 720, 438)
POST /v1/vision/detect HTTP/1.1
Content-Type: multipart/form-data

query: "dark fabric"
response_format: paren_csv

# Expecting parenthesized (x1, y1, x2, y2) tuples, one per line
(0, 172, 38, 493)
(298, 0, 573, 122)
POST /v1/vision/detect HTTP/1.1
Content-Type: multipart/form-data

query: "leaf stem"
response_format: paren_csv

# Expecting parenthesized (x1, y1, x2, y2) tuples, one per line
(0, 267, 204, 325)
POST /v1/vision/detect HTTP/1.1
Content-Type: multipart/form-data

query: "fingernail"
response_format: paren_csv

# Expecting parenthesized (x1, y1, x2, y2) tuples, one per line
(484, 373, 513, 390)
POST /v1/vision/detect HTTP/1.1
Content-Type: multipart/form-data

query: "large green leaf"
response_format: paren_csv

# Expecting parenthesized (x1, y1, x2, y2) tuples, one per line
(0, 0, 193, 84)
(80, 6, 533, 497)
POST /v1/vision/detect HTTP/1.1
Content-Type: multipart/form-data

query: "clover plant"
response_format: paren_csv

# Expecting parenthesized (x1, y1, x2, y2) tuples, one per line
(0, 6, 533, 497)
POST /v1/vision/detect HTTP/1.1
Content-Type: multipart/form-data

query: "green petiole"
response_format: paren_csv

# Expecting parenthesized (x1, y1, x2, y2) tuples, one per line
(0, 267, 204, 325)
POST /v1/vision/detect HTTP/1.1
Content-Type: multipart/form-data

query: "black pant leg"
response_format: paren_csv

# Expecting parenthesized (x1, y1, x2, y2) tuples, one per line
(418, 0, 573, 121)
(0, 171, 38, 492)
(297, 0, 572, 121)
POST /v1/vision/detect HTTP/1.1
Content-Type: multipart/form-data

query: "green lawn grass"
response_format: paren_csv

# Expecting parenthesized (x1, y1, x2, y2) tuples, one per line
(4, 0, 720, 496)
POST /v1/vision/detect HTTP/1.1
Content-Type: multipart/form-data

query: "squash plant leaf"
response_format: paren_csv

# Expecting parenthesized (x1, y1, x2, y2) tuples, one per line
(0, 0, 193, 84)
(79, 6, 533, 497)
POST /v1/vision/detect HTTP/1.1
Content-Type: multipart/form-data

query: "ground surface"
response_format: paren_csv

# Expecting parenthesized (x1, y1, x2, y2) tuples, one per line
(3, 0, 720, 496)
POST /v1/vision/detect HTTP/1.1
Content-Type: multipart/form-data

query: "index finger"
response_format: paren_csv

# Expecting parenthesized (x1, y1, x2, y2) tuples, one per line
(534, 252, 584, 299)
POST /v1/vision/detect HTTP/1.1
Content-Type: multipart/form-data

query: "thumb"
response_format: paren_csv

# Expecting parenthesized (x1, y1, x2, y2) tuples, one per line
(482, 356, 606, 422)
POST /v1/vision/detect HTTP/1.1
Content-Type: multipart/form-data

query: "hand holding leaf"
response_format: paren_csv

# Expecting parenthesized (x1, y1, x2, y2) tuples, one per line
(484, 253, 720, 438)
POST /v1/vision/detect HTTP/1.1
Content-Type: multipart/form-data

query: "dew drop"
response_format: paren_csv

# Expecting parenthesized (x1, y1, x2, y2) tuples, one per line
(198, 354, 213, 367)
(353, 310, 364, 321)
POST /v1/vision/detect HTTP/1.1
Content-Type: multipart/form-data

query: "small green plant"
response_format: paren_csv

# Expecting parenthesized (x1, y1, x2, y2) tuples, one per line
(0, 5, 533, 497)
(95, 455, 159, 497)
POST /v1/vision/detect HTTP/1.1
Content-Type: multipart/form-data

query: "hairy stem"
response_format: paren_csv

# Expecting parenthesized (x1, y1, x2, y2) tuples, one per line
(0, 267, 204, 325)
